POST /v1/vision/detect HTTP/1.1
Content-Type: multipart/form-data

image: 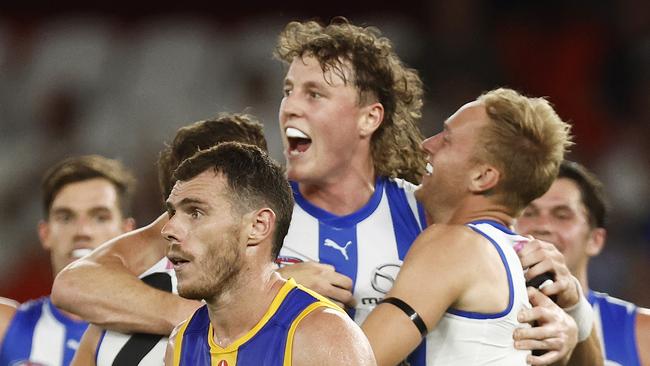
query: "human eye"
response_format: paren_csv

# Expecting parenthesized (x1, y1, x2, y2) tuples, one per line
(308, 90, 322, 99)
(520, 208, 536, 218)
(189, 208, 203, 220)
(282, 86, 292, 97)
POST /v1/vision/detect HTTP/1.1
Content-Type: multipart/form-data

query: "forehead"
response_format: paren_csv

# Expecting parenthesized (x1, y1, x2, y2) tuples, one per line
(51, 178, 119, 211)
(444, 101, 488, 144)
(285, 55, 354, 88)
(168, 170, 228, 204)
(531, 178, 583, 208)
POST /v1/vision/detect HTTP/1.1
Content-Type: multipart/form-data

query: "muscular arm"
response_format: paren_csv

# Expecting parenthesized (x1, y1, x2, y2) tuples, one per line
(0, 298, 18, 348)
(70, 324, 102, 366)
(51, 213, 201, 334)
(291, 307, 376, 366)
(362, 226, 479, 366)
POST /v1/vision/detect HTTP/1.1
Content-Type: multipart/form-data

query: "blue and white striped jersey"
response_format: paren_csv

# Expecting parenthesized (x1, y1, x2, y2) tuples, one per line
(278, 176, 428, 365)
(0, 297, 88, 366)
(588, 290, 641, 366)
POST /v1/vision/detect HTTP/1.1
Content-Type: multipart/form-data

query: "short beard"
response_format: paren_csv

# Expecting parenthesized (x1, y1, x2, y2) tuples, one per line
(178, 229, 243, 301)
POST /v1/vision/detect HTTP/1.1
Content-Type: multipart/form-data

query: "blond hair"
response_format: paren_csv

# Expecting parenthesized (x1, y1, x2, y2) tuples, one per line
(476, 88, 573, 213)
(275, 17, 426, 183)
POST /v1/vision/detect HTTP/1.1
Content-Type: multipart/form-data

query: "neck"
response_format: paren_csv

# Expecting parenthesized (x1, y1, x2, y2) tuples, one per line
(299, 164, 376, 216)
(574, 263, 590, 293)
(436, 196, 515, 228)
(206, 264, 283, 348)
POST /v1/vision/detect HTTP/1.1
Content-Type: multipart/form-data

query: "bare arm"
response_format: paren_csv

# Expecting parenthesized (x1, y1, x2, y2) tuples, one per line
(277, 262, 355, 308)
(291, 307, 376, 366)
(362, 226, 473, 366)
(70, 324, 102, 366)
(637, 308, 650, 366)
(51, 213, 201, 334)
(0, 298, 18, 348)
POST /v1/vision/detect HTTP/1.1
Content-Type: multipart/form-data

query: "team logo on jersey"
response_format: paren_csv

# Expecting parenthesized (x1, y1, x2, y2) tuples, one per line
(217, 360, 229, 366)
(275, 255, 304, 266)
(11, 361, 46, 366)
(66, 339, 80, 350)
(323, 239, 352, 260)
(371, 263, 401, 294)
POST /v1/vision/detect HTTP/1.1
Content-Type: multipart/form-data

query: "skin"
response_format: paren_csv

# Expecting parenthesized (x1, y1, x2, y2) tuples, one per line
(161, 170, 376, 365)
(517, 177, 646, 365)
(0, 298, 18, 347)
(362, 101, 578, 366)
(0, 178, 135, 350)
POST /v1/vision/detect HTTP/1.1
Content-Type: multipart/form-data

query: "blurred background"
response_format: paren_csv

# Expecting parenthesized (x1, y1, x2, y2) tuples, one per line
(0, 0, 648, 306)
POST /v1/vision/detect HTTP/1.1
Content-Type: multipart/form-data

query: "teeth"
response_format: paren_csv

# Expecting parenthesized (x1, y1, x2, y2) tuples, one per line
(425, 163, 433, 175)
(286, 127, 309, 139)
(71, 248, 92, 259)
(289, 150, 300, 156)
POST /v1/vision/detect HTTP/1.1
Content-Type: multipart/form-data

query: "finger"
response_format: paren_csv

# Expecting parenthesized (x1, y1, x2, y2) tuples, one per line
(514, 338, 562, 351)
(322, 285, 355, 306)
(513, 325, 561, 342)
(326, 271, 354, 290)
(525, 260, 554, 281)
(527, 287, 555, 308)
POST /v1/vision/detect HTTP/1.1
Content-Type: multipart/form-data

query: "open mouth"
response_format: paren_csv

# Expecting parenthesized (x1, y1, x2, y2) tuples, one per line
(285, 127, 311, 156)
(425, 162, 433, 176)
(167, 254, 190, 271)
(71, 248, 92, 259)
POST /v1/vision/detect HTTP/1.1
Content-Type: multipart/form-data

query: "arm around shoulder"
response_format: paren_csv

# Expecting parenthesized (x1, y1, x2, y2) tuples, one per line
(291, 307, 376, 366)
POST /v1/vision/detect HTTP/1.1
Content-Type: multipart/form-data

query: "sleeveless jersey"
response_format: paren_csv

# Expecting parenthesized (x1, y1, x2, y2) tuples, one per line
(588, 290, 640, 366)
(0, 297, 88, 366)
(171, 278, 340, 365)
(95, 257, 177, 366)
(278, 176, 427, 365)
(424, 221, 532, 365)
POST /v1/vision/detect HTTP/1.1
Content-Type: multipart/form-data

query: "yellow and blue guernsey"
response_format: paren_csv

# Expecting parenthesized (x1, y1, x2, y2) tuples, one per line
(172, 278, 341, 366)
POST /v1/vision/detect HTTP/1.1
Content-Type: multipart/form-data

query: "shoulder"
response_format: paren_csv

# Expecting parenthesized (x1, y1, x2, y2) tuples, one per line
(291, 307, 375, 365)
(409, 224, 482, 258)
(0, 298, 18, 345)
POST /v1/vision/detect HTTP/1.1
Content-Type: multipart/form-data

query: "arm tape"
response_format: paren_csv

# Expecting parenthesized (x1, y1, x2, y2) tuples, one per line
(379, 297, 428, 337)
(563, 277, 594, 342)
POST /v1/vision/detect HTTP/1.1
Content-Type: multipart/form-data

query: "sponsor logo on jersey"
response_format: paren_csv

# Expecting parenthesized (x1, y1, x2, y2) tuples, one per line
(371, 263, 401, 294)
(323, 239, 352, 260)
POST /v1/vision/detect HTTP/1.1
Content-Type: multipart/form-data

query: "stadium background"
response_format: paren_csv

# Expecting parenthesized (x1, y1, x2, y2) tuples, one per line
(0, 0, 648, 307)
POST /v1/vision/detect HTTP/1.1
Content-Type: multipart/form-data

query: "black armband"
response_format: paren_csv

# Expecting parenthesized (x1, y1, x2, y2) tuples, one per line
(379, 297, 428, 337)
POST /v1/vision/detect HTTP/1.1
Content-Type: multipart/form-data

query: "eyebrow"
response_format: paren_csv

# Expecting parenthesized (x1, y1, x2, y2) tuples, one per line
(166, 197, 207, 211)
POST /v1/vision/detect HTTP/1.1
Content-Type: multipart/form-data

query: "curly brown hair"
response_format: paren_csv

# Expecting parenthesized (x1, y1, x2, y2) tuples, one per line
(275, 17, 426, 183)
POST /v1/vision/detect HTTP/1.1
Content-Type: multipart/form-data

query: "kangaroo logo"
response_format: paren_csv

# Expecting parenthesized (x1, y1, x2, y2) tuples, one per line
(324, 239, 352, 260)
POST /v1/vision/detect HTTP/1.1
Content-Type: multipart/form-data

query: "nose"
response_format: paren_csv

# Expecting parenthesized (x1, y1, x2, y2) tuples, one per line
(279, 92, 302, 123)
(161, 217, 182, 244)
(73, 217, 93, 238)
(421, 134, 442, 155)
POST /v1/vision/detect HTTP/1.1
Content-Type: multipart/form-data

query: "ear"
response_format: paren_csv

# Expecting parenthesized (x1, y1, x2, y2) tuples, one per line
(585, 227, 606, 257)
(359, 102, 384, 138)
(122, 217, 136, 232)
(246, 208, 276, 247)
(38, 220, 51, 251)
(469, 164, 500, 193)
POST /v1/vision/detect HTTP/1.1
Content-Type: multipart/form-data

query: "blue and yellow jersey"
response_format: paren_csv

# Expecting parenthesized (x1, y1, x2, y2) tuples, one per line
(172, 278, 341, 366)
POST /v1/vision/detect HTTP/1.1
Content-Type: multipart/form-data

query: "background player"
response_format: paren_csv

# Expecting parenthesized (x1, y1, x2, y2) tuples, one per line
(162, 142, 375, 365)
(515, 160, 650, 366)
(0, 155, 136, 366)
(362, 88, 579, 365)
(68, 113, 269, 365)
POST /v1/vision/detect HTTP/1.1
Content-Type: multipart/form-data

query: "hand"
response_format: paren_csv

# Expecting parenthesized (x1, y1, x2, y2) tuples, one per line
(517, 238, 580, 308)
(514, 287, 578, 365)
(278, 262, 356, 308)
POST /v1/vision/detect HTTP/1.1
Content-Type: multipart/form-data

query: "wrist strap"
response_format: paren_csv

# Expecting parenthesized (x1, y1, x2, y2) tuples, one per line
(380, 297, 428, 337)
(563, 277, 594, 342)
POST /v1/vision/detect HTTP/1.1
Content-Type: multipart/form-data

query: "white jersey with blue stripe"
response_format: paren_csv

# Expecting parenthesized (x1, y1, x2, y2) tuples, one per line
(278, 176, 427, 364)
(95, 257, 177, 366)
(0, 297, 88, 366)
(424, 221, 531, 366)
(588, 290, 640, 366)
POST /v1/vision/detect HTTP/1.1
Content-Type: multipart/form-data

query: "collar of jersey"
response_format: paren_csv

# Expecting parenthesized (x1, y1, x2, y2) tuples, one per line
(290, 176, 386, 227)
(467, 219, 516, 235)
(207, 278, 297, 353)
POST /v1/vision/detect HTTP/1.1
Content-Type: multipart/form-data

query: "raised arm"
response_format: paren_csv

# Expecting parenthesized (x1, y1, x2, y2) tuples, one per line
(51, 213, 201, 334)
